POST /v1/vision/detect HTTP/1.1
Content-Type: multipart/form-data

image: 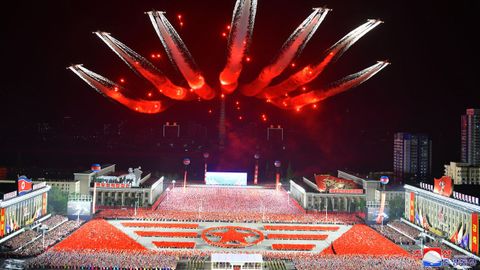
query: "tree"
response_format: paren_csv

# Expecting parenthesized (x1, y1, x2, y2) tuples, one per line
(47, 186, 68, 215)
(389, 195, 405, 220)
(358, 198, 367, 212)
(285, 161, 294, 181)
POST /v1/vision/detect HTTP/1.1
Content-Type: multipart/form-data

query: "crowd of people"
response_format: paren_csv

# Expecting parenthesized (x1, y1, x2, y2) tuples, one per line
(389, 220, 422, 239)
(320, 224, 411, 256)
(42, 215, 68, 229)
(2, 230, 39, 252)
(97, 208, 362, 225)
(13, 220, 83, 257)
(53, 219, 146, 252)
(1, 215, 70, 254)
(292, 255, 423, 270)
(158, 187, 304, 215)
(370, 224, 415, 245)
(26, 250, 177, 269)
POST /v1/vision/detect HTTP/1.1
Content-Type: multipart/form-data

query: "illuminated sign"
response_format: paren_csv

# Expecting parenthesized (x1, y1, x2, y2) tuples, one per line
(205, 172, 247, 186)
(433, 176, 453, 197)
(94, 182, 131, 188)
(472, 213, 478, 254)
(2, 191, 17, 201)
(409, 192, 415, 223)
(329, 189, 364, 194)
(33, 182, 46, 191)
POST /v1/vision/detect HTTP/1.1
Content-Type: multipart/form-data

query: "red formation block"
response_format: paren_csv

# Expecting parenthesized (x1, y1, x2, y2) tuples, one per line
(320, 224, 411, 257)
(54, 219, 147, 252)
(135, 231, 198, 238)
(267, 233, 328, 240)
(271, 243, 316, 251)
(153, 241, 196, 249)
(121, 222, 199, 229)
(264, 225, 339, 231)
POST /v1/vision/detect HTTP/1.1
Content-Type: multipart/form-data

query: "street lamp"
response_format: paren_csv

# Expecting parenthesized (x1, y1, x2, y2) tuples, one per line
(39, 224, 49, 250)
(203, 152, 209, 184)
(183, 158, 190, 192)
(254, 153, 260, 185)
(274, 160, 281, 191)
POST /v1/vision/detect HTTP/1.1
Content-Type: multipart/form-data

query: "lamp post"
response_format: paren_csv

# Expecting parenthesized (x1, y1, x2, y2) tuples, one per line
(274, 160, 281, 191)
(203, 152, 209, 184)
(39, 224, 49, 250)
(183, 158, 190, 192)
(254, 153, 260, 185)
(172, 180, 176, 189)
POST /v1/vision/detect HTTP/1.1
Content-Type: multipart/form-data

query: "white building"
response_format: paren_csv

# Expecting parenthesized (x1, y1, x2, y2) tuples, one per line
(444, 161, 480, 185)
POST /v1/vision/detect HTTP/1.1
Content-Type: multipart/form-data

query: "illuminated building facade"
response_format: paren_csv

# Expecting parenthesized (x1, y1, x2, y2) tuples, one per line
(461, 109, 480, 166)
(394, 132, 432, 183)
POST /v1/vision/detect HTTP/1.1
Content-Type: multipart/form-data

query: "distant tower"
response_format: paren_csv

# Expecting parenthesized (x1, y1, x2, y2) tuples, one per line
(461, 108, 480, 165)
(219, 97, 226, 149)
(393, 132, 432, 183)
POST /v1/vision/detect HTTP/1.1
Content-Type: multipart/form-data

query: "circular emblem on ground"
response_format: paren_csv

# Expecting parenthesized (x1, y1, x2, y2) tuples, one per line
(201, 226, 264, 248)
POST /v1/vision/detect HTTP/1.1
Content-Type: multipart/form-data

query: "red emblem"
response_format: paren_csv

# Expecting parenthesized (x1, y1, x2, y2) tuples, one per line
(201, 226, 264, 248)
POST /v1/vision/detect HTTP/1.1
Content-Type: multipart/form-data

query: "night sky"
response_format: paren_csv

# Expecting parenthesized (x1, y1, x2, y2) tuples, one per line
(1, 0, 479, 177)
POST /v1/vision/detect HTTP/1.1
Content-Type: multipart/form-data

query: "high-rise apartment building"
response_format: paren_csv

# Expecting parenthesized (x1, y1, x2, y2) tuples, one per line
(461, 109, 480, 166)
(394, 132, 432, 183)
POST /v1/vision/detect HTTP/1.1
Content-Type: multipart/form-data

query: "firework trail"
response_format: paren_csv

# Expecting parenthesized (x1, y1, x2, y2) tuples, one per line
(241, 7, 330, 96)
(68, 64, 168, 113)
(147, 11, 215, 100)
(95, 32, 193, 101)
(219, 0, 258, 94)
(270, 61, 390, 110)
(258, 19, 382, 99)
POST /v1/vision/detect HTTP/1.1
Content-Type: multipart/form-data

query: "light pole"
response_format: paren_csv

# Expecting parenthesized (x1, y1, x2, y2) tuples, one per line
(203, 152, 209, 184)
(325, 199, 328, 221)
(134, 199, 139, 216)
(39, 224, 49, 250)
(172, 180, 176, 189)
(254, 153, 260, 185)
(183, 158, 190, 192)
(274, 160, 281, 191)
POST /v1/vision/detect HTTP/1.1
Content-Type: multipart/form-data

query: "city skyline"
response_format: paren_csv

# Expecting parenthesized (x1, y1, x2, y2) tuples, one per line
(1, 0, 479, 177)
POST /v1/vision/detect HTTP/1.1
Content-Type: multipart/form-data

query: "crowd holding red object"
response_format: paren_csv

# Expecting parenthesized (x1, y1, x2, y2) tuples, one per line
(271, 243, 316, 251)
(122, 222, 199, 229)
(264, 225, 339, 231)
(267, 233, 328, 240)
(157, 187, 303, 215)
(320, 224, 411, 256)
(153, 241, 196, 249)
(54, 219, 147, 252)
(135, 231, 198, 238)
(97, 208, 363, 225)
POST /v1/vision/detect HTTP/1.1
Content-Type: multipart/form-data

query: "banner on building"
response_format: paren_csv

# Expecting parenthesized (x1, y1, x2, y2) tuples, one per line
(472, 213, 479, 254)
(0, 208, 5, 238)
(433, 176, 453, 197)
(410, 192, 415, 223)
(18, 175, 33, 195)
(42, 193, 48, 216)
(329, 189, 363, 194)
